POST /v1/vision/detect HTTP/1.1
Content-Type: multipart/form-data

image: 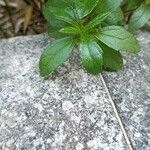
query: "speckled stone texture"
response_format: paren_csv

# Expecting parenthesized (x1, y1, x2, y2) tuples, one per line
(103, 31, 150, 150)
(0, 35, 126, 150)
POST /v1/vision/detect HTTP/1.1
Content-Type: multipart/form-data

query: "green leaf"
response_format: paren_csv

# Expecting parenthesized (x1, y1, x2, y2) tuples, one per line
(43, 0, 99, 25)
(74, 0, 99, 18)
(95, 26, 140, 53)
(85, 12, 110, 31)
(49, 0, 99, 20)
(42, 0, 66, 28)
(39, 37, 75, 77)
(59, 26, 80, 34)
(94, 0, 122, 15)
(42, 0, 78, 27)
(99, 42, 123, 70)
(122, 0, 143, 11)
(47, 25, 66, 38)
(104, 8, 124, 26)
(42, 0, 69, 39)
(129, 4, 150, 31)
(80, 37, 103, 75)
(45, 1, 76, 25)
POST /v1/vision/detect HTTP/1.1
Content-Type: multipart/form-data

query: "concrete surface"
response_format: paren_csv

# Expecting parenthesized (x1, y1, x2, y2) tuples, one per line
(0, 35, 126, 150)
(103, 31, 150, 150)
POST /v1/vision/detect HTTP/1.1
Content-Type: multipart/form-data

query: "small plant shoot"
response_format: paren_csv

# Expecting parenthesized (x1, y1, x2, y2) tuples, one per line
(39, 0, 150, 77)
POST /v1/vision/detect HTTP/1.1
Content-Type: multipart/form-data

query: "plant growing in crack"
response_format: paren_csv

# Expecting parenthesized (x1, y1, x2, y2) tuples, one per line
(39, 0, 150, 77)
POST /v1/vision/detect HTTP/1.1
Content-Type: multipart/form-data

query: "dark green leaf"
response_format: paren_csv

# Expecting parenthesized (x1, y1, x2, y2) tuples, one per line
(122, 0, 143, 11)
(42, 0, 69, 39)
(42, 0, 66, 28)
(50, 0, 99, 20)
(104, 8, 124, 26)
(94, 0, 122, 15)
(129, 4, 150, 31)
(47, 25, 66, 38)
(96, 26, 140, 53)
(80, 37, 103, 75)
(45, 1, 76, 24)
(99, 42, 123, 70)
(39, 37, 75, 77)
(85, 12, 110, 31)
(59, 26, 80, 34)
(42, 0, 78, 27)
(43, 0, 99, 25)
(74, 0, 99, 18)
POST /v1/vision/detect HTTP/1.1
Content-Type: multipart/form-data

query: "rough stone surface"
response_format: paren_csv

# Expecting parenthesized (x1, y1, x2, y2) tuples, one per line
(0, 35, 126, 150)
(103, 31, 150, 150)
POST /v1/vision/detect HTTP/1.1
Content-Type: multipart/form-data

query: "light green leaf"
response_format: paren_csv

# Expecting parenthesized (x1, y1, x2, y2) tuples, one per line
(39, 37, 75, 77)
(80, 37, 103, 75)
(99, 42, 123, 70)
(129, 4, 150, 31)
(96, 26, 140, 53)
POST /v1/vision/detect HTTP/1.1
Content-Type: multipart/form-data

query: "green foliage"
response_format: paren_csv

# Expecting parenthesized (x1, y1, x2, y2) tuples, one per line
(128, 4, 150, 31)
(99, 42, 123, 71)
(104, 8, 124, 26)
(39, 0, 145, 77)
(95, 26, 140, 53)
(39, 37, 75, 76)
(79, 37, 103, 75)
(122, 0, 150, 31)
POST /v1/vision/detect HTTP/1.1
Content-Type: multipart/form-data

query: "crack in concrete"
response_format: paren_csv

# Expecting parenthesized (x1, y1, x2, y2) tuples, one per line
(100, 74, 134, 150)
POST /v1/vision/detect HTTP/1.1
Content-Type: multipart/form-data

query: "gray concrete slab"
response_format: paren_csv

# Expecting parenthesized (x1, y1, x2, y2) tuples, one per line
(103, 31, 150, 150)
(0, 35, 126, 150)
